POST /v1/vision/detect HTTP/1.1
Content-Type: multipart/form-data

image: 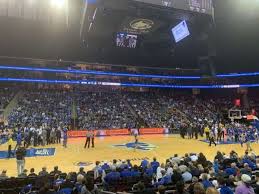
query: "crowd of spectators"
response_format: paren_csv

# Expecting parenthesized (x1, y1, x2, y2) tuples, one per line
(1, 150, 259, 193)
(0, 88, 15, 110)
(3, 90, 241, 130)
(8, 91, 72, 128)
(75, 92, 136, 129)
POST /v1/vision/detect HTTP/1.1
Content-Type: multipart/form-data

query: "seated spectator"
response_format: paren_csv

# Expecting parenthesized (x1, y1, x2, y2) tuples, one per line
(201, 173, 213, 189)
(120, 160, 128, 169)
(151, 157, 160, 173)
(254, 172, 259, 194)
(154, 170, 172, 187)
(194, 182, 206, 194)
(156, 163, 165, 181)
(141, 158, 149, 169)
(171, 168, 183, 185)
(132, 181, 156, 194)
(39, 167, 48, 176)
(174, 180, 189, 194)
(0, 170, 8, 180)
(120, 166, 131, 178)
(93, 161, 105, 181)
(50, 166, 62, 176)
(18, 169, 28, 178)
(104, 166, 120, 184)
(157, 185, 166, 194)
(28, 168, 37, 177)
(240, 163, 252, 176)
(101, 161, 110, 171)
(235, 174, 255, 194)
(182, 167, 192, 183)
(145, 163, 154, 177)
(188, 176, 199, 194)
(217, 176, 233, 194)
(78, 167, 86, 176)
(224, 163, 237, 176)
(206, 187, 220, 194)
(127, 159, 133, 168)
(197, 153, 208, 167)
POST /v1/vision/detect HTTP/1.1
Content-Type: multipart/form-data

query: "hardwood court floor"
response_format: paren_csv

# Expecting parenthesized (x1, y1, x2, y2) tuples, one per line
(0, 134, 258, 177)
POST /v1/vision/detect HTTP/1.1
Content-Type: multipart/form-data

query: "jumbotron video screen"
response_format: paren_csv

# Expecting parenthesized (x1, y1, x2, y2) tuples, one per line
(134, 0, 213, 15)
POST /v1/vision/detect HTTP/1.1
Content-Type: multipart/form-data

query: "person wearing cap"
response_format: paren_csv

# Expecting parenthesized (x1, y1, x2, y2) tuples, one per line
(235, 174, 255, 194)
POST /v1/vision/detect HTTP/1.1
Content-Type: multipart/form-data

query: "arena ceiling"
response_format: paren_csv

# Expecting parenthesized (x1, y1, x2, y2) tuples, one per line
(0, 0, 258, 73)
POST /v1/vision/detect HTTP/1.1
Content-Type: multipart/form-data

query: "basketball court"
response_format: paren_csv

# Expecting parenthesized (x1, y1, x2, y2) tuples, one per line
(0, 134, 258, 177)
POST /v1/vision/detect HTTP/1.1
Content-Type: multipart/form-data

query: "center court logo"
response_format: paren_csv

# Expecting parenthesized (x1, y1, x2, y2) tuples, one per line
(113, 142, 156, 151)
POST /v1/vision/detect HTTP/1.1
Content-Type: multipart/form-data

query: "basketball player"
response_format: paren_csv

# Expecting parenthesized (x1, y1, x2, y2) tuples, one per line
(134, 133, 139, 149)
(209, 130, 216, 147)
(245, 132, 252, 152)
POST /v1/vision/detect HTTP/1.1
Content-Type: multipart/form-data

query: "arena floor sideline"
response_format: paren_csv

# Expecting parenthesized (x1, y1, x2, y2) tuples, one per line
(0, 134, 258, 177)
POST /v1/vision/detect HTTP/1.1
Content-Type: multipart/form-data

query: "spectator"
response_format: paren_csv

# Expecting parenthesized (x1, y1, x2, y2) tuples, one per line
(28, 168, 37, 177)
(0, 170, 8, 180)
(39, 167, 48, 176)
(235, 174, 255, 194)
(16, 146, 26, 176)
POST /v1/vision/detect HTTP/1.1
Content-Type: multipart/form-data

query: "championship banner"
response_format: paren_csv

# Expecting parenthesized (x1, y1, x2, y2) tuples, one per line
(0, 148, 55, 159)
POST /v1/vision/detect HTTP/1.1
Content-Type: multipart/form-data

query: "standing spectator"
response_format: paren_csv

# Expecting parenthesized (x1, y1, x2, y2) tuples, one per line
(56, 127, 61, 144)
(14, 131, 22, 150)
(7, 135, 14, 158)
(91, 130, 95, 148)
(42, 128, 47, 146)
(63, 127, 68, 148)
(16, 146, 26, 176)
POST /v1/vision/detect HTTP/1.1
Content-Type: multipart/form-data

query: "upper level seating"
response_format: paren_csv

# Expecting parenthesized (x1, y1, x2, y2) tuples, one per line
(0, 88, 15, 110)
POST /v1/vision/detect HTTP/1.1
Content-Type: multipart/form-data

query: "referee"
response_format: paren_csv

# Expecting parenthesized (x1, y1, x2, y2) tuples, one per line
(84, 130, 91, 149)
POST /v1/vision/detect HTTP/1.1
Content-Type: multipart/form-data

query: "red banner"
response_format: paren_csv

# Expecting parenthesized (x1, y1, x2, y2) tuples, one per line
(139, 128, 164, 134)
(68, 128, 165, 137)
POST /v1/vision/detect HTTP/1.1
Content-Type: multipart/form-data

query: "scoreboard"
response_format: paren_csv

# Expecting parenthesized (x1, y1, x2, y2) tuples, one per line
(133, 0, 213, 15)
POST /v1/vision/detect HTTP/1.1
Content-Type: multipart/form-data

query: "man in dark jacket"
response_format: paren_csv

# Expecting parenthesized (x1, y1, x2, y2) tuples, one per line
(16, 146, 26, 176)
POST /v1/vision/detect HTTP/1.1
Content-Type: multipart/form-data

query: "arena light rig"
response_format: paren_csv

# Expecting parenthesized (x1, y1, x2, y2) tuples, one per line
(1, 77, 259, 89)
